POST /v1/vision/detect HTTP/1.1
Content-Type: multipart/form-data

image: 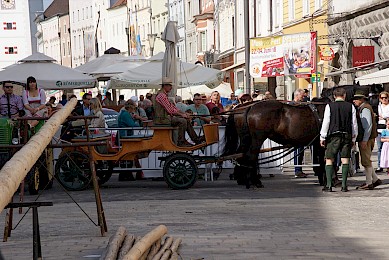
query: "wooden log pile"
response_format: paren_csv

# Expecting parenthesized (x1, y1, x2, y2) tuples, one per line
(100, 225, 183, 260)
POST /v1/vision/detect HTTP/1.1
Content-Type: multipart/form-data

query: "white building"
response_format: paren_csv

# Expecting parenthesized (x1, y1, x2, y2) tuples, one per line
(69, 0, 97, 67)
(106, 0, 129, 55)
(168, 0, 186, 60)
(150, 0, 169, 56)
(184, 0, 200, 64)
(0, 0, 44, 69)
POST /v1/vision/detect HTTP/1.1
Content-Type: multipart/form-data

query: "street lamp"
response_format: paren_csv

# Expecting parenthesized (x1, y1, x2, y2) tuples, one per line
(147, 33, 157, 57)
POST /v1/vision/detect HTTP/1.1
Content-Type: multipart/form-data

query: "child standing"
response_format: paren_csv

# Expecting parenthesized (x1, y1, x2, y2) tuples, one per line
(380, 119, 389, 173)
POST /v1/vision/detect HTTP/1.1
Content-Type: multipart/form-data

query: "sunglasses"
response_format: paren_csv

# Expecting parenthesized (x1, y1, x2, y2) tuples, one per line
(4, 85, 13, 88)
(380, 96, 388, 99)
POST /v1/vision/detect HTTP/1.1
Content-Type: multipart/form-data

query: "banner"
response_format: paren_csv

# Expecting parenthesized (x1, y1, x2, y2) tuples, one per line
(83, 31, 95, 62)
(250, 32, 317, 78)
(352, 46, 374, 67)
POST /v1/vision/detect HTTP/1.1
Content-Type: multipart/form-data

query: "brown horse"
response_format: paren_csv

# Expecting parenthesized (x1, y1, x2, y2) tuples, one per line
(223, 99, 329, 188)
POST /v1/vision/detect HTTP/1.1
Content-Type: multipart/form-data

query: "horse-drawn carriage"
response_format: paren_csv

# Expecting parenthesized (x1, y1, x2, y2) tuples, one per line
(54, 122, 220, 190)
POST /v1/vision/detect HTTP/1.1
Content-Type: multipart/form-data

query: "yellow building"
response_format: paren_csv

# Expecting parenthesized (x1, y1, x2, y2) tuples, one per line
(283, 0, 330, 97)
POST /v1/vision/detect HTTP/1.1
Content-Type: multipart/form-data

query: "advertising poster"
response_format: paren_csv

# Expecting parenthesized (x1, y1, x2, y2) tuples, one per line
(250, 32, 317, 78)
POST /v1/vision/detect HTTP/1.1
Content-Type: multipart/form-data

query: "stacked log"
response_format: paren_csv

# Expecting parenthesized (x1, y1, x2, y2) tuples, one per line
(100, 225, 182, 260)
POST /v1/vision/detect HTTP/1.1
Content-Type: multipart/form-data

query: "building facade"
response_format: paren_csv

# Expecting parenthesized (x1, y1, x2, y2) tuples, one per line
(328, 0, 389, 85)
(0, 0, 44, 69)
(168, 0, 186, 60)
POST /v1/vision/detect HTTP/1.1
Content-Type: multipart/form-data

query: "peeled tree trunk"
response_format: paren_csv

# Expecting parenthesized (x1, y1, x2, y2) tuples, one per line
(0, 98, 77, 213)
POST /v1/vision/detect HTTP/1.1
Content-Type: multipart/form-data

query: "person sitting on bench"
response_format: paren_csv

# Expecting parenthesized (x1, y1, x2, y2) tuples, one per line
(152, 77, 204, 147)
(117, 100, 140, 139)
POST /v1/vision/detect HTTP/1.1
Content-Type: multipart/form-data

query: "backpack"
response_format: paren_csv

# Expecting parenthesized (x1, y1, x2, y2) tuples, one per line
(356, 108, 364, 142)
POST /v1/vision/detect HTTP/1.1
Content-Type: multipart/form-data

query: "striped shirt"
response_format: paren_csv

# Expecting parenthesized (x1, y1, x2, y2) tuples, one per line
(155, 91, 179, 115)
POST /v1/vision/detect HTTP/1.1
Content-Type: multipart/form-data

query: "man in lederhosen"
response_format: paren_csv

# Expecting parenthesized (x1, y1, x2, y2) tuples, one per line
(320, 88, 358, 192)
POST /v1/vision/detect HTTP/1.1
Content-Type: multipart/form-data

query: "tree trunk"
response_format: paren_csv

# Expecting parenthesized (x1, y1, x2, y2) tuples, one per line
(124, 225, 168, 260)
(0, 98, 77, 213)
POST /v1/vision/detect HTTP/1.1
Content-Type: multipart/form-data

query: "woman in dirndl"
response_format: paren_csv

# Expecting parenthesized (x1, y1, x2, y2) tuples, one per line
(22, 76, 47, 127)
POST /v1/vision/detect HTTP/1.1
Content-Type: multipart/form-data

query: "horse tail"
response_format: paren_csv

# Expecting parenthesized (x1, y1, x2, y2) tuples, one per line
(222, 113, 239, 156)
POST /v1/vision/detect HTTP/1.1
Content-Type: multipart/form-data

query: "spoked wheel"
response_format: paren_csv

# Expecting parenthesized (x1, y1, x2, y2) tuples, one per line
(27, 166, 39, 195)
(163, 153, 198, 189)
(55, 151, 91, 191)
(96, 161, 113, 185)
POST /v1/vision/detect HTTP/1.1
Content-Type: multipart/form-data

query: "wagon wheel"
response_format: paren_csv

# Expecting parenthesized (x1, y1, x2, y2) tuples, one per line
(27, 166, 39, 195)
(163, 153, 198, 189)
(96, 161, 113, 185)
(55, 151, 91, 191)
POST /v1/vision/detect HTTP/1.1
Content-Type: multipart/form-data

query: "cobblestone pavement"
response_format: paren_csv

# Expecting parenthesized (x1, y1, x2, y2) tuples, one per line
(1, 163, 389, 259)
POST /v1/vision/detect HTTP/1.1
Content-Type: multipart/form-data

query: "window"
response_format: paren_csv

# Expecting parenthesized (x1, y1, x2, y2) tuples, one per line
(200, 31, 206, 52)
(4, 22, 12, 30)
(90, 6, 92, 17)
(72, 11, 75, 23)
(73, 36, 76, 51)
(303, 0, 309, 16)
(78, 35, 81, 51)
(78, 10, 80, 21)
(288, 0, 295, 21)
(5, 47, 17, 54)
(82, 8, 84, 20)
(68, 41, 71, 55)
(315, 0, 323, 10)
(63, 43, 66, 56)
(86, 7, 88, 19)
(113, 24, 115, 36)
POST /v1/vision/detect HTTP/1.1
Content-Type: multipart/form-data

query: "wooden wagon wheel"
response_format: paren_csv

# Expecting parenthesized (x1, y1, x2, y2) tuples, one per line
(55, 151, 92, 191)
(163, 153, 198, 190)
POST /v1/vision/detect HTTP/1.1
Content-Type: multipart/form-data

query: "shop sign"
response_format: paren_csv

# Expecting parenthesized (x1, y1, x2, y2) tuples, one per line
(352, 46, 374, 67)
(249, 32, 317, 78)
(319, 46, 335, 61)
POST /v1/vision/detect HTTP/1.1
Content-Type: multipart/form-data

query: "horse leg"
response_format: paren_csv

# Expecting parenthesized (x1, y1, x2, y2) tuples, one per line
(244, 151, 264, 189)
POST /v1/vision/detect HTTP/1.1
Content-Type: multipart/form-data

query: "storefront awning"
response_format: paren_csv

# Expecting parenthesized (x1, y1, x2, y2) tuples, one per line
(325, 59, 389, 78)
(356, 67, 389, 85)
(221, 61, 245, 72)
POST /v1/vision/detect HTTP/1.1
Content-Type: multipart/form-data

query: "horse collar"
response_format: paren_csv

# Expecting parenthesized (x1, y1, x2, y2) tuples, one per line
(308, 103, 322, 130)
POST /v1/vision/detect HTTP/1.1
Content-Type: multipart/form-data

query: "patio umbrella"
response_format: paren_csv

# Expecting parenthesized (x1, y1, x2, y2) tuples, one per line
(0, 52, 97, 89)
(161, 21, 180, 96)
(108, 58, 224, 90)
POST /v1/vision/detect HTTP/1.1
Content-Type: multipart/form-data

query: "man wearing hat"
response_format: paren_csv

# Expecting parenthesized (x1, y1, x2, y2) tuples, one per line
(320, 88, 358, 192)
(153, 77, 203, 147)
(352, 90, 381, 190)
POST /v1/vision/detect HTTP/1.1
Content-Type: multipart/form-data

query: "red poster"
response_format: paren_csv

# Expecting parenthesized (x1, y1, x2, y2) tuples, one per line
(261, 57, 284, 77)
(352, 46, 374, 67)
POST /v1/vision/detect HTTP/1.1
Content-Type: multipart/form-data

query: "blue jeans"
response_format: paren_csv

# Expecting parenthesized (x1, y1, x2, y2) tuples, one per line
(377, 133, 383, 168)
(294, 147, 304, 173)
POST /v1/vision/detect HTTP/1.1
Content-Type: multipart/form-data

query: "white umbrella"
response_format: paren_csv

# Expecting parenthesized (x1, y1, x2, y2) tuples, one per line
(91, 59, 148, 76)
(0, 52, 97, 89)
(109, 57, 224, 90)
(161, 21, 180, 96)
(176, 82, 232, 100)
(75, 53, 145, 75)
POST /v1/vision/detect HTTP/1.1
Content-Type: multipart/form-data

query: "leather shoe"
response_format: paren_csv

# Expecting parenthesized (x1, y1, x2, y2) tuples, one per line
(376, 168, 383, 173)
(322, 187, 333, 192)
(358, 183, 374, 190)
(341, 187, 349, 192)
(373, 179, 383, 188)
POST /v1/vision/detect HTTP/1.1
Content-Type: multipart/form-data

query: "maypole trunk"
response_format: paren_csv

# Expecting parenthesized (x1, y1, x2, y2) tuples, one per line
(0, 98, 77, 212)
